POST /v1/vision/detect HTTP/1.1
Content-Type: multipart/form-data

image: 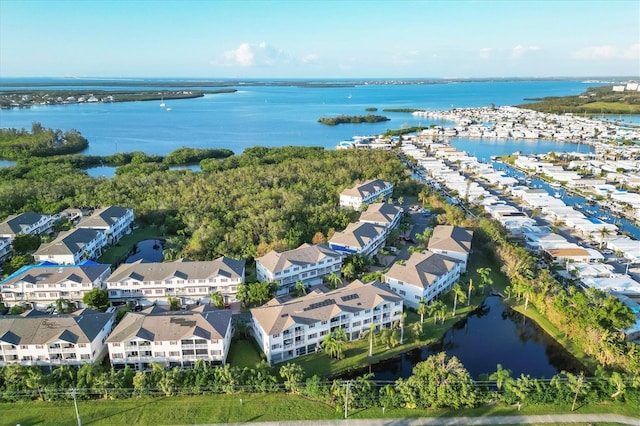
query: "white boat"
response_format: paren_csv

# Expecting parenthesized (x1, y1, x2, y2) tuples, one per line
(160, 96, 165, 107)
(166, 107, 172, 111)
(549, 182, 561, 188)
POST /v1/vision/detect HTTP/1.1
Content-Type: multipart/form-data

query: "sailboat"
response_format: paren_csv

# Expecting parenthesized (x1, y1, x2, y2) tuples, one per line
(160, 96, 165, 108)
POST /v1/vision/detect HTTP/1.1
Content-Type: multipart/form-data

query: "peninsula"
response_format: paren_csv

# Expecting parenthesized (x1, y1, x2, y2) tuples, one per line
(318, 114, 390, 125)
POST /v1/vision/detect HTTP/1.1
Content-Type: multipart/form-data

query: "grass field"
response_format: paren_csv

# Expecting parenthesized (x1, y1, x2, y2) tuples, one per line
(2, 394, 636, 426)
(227, 338, 265, 368)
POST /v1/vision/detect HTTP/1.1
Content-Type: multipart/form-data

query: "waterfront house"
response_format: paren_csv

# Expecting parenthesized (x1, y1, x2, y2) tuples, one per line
(427, 225, 473, 271)
(339, 179, 394, 210)
(384, 251, 463, 309)
(0, 309, 115, 367)
(256, 243, 342, 294)
(250, 280, 403, 364)
(358, 202, 403, 232)
(542, 244, 603, 265)
(0, 212, 55, 242)
(0, 262, 111, 310)
(77, 206, 134, 245)
(605, 236, 640, 263)
(328, 222, 387, 256)
(106, 306, 232, 370)
(106, 257, 245, 306)
(33, 228, 107, 265)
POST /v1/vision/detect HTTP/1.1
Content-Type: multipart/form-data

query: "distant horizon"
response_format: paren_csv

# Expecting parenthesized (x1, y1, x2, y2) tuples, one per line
(1, 75, 639, 82)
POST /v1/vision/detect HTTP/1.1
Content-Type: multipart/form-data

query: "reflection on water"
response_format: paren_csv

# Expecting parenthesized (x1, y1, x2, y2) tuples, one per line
(342, 296, 587, 381)
(125, 239, 164, 263)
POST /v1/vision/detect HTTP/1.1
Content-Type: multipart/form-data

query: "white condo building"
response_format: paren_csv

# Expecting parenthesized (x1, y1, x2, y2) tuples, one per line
(427, 225, 473, 271)
(251, 280, 403, 364)
(33, 228, 108, 265)
(77, 206, 134, 244)
(106, 257, 245, 306)
(0, 309, 115, 367)
(384, 251, 463, 309)
(256, 243, 342, 294)
(0, 212, 55, 241)
(0, 262, 111, 310)
(106, 306, 233, 370)
(328, 222, 387, 256)
(339, 179, 394, 210)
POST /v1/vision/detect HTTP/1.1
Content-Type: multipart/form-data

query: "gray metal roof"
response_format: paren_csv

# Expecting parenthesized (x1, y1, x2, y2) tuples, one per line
(427, 225, 473, 254)
(107, 257, 245, 283)
(385, 251, 461, 289)
(77, 206, 132, 229)
(34, 228, 103, 257)
(0, 212, 49, 237)
(0, 312, 114, 345)
(257, 243, 341, 274)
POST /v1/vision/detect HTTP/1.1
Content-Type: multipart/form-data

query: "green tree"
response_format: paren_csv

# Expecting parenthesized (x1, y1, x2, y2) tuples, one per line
(489, 363, 513, 391)
(294, 280, 307, 297)
(210, 291, 224, 309)
(325, 271, 342, 289)
(279, 363, 304, 394)
(11, 234, 41, 254)
(82, 288, 110, 311)
(476, 267, 493, 295)
(451, 282, 467, 316)
(322, 328, 347, 360)
(417, 297, 428, 324)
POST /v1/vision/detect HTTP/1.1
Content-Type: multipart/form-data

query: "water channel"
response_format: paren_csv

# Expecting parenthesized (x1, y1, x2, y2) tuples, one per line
(343, 296, 587, 381)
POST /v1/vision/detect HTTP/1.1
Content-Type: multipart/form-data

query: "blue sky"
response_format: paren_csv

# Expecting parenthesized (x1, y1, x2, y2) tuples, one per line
(1, 0, 638, 78)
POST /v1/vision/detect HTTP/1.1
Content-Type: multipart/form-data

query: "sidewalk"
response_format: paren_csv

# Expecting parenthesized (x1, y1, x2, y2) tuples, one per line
(201, 414, 640, 426)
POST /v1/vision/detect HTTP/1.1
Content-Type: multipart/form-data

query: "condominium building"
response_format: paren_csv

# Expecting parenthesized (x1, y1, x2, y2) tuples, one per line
(328, 222, 387, 256)
(0, 262, 111, 310)
(106, 257, 245, 306)
(251, 280, 403, 364)
(33, 228, 108, 265)
(0, 212, 55, 241)
(427, 225, 473, 271)
(256, 243, 342, 293)
(77, 206, 134, 244)
(339, 179, 394, 210)
(0, 309, 115, 367)
(106, 306, 233, 370)
(384, 251, 463, 309)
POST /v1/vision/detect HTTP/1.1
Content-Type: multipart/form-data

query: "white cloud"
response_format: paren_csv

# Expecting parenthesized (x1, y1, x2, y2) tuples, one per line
(220, 42, 313, 68)
(511, 45, 540, 58)
(479, 47, 492, 59)
(224, 42, 254, 66)
(572, 43, 640, 60)
(391, 49, 420, 65)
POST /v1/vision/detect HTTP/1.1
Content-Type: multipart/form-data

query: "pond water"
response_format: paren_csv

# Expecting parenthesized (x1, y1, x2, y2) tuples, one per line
(344, 296, 587, 380)
(125, 239, 164, 263)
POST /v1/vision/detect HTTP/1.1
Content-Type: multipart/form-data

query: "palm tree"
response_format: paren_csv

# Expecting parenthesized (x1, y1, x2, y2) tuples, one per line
(361, 324, 376, 357)
(598, 226, 612, 249)
(294, 280, 307, 297)
(417, 297, 428, 324)
(489, 363, 512, 390)
(398, 312, 407, 345)
(435, 300, 447, 324)
(410, 321, 423, 341)
(325, 271, 342, 289)
(477, 267, 493, 295)
(451, 282, 467, 316)
(210, 291, 224, 309)
(466, 278, 473, 305)
(322, 328, 347, 360)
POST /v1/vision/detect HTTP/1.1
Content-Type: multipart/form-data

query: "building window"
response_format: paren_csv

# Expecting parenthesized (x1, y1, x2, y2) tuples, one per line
(308, 333, 317, 340)
(400, 290, 406, 296)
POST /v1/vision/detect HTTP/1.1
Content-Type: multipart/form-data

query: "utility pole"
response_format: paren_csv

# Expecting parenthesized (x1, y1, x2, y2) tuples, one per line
(571, 374, 583, 412)
(344, 380, 351, 419)
(71, 388, 82, 426)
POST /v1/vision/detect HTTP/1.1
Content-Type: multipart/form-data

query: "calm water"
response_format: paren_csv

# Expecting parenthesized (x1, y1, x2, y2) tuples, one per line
(0, 79, 615, 156)
(347, 296, 586, 380)
(125, 239, 164, 263)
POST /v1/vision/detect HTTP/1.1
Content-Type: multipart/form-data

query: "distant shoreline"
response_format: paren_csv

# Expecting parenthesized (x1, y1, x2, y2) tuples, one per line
(0, 76, 636, 89)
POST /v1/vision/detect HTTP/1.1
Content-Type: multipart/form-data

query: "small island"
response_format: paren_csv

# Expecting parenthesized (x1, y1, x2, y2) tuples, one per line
(318, 114, 390, 126)
(0, 89, 237, 109)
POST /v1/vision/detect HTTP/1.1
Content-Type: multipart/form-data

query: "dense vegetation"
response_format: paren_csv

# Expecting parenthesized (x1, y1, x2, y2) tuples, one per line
(519, 85, 640, 115)
(318, 114, 390, 125)
(0, 145, 408, 261)
(0, 122, 88, 159)
(0, 354, 637, 415)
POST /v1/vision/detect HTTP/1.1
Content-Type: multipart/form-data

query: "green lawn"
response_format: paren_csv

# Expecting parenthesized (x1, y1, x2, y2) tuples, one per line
(227, 338, 265, 368)
(2, 395, 636, 426)
(97, 226, 163, 266)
